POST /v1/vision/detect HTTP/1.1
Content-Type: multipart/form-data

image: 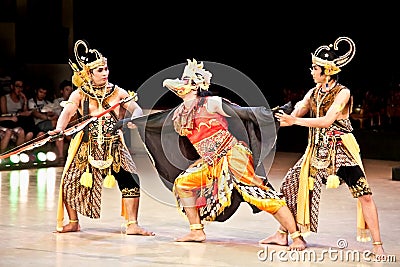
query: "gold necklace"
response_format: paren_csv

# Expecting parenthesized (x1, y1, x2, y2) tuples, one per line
(89, 81, 107, 147)
(314, 87, 328, 145)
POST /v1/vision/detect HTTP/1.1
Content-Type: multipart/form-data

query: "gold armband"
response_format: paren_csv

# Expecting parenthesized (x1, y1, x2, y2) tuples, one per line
(294, 101, 307, 110)
(332, 103, 345, 112)
(60, 100, 76, 107)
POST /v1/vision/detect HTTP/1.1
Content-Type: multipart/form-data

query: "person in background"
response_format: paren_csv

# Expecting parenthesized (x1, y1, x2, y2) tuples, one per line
(261, 37, 385, 257)
(0, 125, 12, 153)
(0, 77, 34, 143)
(53, 80, 75, 159)
(53, 80, 74, 115)
(0, 117, 25, 153)
(49, 40, 154, 236)
(28, 85, 58, 135)
(28, 85, 64, 161)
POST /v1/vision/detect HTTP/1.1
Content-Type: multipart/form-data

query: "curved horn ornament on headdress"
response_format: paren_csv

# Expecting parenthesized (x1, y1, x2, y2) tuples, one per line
(74, 40, 107, 70)
(69, 40, 107, 88)
(74, 40, 90, 70)
(311, 36, 356, 75)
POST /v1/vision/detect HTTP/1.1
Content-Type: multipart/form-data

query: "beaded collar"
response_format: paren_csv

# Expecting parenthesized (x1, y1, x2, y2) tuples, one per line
(79, 82, 116, 100)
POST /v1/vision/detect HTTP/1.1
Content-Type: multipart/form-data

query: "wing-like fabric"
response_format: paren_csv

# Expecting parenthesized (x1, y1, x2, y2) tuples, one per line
(128, 99, 282, 221)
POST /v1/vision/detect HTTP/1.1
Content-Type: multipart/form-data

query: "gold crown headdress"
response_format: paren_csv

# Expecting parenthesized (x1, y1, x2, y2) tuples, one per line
(69, 40, 107, 88)
(311, 37, 356, 76)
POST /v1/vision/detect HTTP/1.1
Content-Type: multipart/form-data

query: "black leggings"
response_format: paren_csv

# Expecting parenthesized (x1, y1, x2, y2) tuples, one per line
(113, 167, 140, 198)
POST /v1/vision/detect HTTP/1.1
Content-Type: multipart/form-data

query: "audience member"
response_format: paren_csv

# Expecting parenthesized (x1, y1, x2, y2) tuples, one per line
(53, 80, 74, 116)
(0, 77, 34, 143)
(0, 118, 25, 153)
(28, 85, 57, 135)
(0, 126, 12, 153)
(53, 79, 75, 159)
(28, 85, 64, 161)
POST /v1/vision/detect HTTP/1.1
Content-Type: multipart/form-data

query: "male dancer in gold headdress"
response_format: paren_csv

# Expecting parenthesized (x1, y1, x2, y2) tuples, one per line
(261, 37, 385, 256)
(50, 40, 153, 236)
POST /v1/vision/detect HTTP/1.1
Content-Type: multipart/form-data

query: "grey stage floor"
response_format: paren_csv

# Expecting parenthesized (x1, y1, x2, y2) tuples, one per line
(0, 151, 399, 266)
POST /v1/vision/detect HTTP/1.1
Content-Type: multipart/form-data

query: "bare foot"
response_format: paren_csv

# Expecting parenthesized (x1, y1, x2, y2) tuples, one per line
(126, 223, 155, 236)
(175, 230, 206, 242)
(259, 231, 288, 246)
(56, 222, 80, 233)
(371, 245, 385, 257)
(287, 237, 307, 251)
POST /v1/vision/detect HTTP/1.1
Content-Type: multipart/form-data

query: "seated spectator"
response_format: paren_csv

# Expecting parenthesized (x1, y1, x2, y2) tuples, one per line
(0, 119, 25, 153)
(0, 77, 34, 143)
(53, 80, 74, 117)
(0, 126, 12, 154)
(28, 86, 57, 135)
(28, 85, 64, 162)
(53, 80, 75, 159)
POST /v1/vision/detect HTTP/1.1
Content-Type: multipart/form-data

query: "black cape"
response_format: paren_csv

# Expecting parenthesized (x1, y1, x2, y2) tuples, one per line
(120, 99, 291, 221)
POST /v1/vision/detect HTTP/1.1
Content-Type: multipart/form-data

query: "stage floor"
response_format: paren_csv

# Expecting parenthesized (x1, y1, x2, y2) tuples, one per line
(0, 151, 399, 266)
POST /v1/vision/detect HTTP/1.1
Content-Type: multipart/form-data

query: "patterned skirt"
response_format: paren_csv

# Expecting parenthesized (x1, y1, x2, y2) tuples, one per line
(280, 141, 371, 233)
(173, 142, 286, 222)
(62, 136, 136, 219)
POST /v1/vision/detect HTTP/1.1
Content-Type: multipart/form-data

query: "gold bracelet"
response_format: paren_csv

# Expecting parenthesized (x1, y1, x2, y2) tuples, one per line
(372, 241, 383, 246)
